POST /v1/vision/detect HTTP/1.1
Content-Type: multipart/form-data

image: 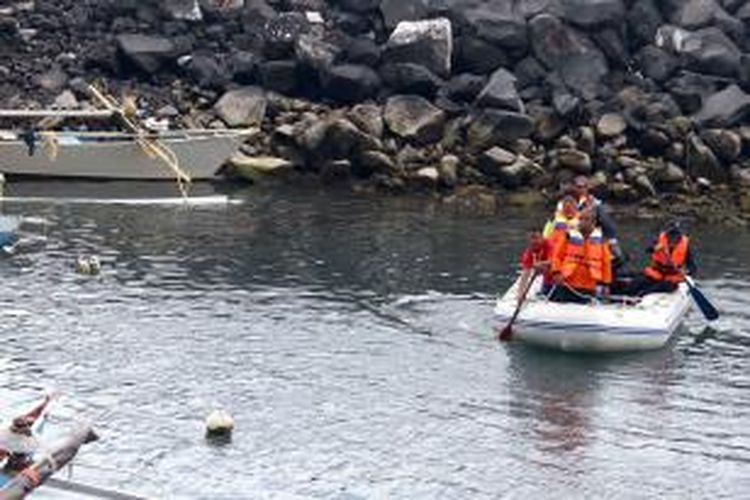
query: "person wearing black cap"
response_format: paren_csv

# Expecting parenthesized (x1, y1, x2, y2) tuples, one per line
(628, 221, 697, 296)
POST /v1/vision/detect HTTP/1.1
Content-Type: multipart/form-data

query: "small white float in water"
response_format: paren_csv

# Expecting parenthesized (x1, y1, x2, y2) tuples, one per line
(494, 277, 692, 352)
(76, 255, 101, 275)
(205, 410, 234, 440)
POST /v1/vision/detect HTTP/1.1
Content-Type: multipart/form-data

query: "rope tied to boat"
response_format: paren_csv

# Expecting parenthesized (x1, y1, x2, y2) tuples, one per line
(87, 84, 192, 200)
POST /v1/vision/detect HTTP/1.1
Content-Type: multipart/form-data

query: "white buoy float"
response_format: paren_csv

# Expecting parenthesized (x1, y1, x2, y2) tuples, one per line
(76, 255, 101, 275)
(205, 410, 234, 441)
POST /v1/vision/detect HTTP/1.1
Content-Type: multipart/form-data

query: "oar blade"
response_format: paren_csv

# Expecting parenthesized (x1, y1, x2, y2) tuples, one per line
(689, 286, 719, 321)
(498, 325, 512, 342)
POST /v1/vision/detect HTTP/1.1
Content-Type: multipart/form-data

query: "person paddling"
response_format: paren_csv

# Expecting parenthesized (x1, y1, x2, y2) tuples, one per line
(628, 222, 696, 296)
(549, 209, 613, 303)
(518, 230, 554, 302)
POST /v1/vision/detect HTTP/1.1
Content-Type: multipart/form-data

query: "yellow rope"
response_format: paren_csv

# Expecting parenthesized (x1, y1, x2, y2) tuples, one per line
(88, 84, 192, 199)
(42, 132, 58, 161)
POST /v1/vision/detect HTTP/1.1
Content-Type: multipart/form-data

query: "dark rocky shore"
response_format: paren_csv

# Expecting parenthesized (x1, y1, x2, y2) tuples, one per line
(2, 0, 750, 224)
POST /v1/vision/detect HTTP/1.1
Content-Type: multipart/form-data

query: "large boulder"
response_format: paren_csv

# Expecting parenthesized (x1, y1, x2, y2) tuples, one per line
(475, 68, 523, 112)
(348, 104, 384, 138)
(259, 60, 299, 94)
(295, 34, 340, 70)
(445, 73, 487, 102)
(462, 6, 527, 51)
(693, 84, 750, 128)
(380, 0, 429, 29)
(263, 12, 310, 59)
(162, 0, 203, 21)
(627, 0, 663, 48)
(338, 0, 381, 13)
(656, 25, 741, 78)
(686, 134, 727, 182)
(321, 64, 381, 103)
(384, 95, 446, 144)
(561, 0, 625, 28)
(453, 35, 509, 74)
(380, 63, 443, 97)
(636, 45, 678, 83)
(116, 34, 176, 74)
(467, 109, 535, 149)
(383, 18, 452, 78)
(528, 14, 608, 99)
(671, 0, 728, 30)
(214, 87, 267, 127)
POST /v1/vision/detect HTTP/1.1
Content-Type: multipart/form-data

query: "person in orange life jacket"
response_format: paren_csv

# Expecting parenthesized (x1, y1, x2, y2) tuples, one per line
(546, 195, 579, 248)
(518, 230, 554, 302)
(561, 176, 624, 269)
(549, 209, 613, 303)
(628, 222, 696, 296)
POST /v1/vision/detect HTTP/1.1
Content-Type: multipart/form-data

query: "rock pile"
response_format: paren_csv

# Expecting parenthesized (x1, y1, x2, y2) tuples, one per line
(2, 0, 750, 221)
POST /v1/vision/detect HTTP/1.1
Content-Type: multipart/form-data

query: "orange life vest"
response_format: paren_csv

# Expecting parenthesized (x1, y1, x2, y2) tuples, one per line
(553, 228, 612, 291)
(643, 232, 689, 284)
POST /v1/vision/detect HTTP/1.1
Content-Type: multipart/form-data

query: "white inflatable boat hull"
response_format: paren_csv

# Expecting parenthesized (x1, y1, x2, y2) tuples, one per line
(494, 278, 692, 352)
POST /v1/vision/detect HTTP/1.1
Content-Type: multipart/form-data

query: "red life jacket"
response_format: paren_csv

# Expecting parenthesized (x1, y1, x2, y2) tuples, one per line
(643, 232, 689, 284)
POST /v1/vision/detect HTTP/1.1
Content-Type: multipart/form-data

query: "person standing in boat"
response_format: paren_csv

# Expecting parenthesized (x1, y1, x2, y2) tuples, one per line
(628, 222, 697, 296)
(549, 209, 613, 303)
(557, 176, 624, 269)
(544, 195, 579, 248)
(517, 230, 555, 303)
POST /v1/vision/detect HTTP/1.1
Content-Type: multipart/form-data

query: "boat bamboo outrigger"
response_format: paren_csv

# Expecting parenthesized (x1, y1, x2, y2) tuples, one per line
(0, 85, 255, 184)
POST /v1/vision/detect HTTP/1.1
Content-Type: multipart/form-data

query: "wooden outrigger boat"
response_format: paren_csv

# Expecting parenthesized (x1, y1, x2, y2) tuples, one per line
(0, 109, 253, 180)
(494, 277, 693, 352)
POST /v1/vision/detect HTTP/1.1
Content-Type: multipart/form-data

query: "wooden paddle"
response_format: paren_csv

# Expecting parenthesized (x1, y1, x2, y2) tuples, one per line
(498, 270, 539, 342)
(684, 275, 719, 321)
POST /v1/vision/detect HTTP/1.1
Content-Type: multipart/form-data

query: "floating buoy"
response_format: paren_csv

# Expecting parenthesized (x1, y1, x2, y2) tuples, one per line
(205, 410, 234, 441)
(76, 255, 101, 275)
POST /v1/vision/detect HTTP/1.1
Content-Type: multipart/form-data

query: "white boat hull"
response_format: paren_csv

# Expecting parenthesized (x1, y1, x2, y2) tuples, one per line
(0, 130, 252, 180)
(494, 278, 692, 352)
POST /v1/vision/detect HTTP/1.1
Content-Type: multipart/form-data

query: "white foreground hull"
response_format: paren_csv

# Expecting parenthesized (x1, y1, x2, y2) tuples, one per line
(494, 278, 692, 352)
(0, 129, 252, 180)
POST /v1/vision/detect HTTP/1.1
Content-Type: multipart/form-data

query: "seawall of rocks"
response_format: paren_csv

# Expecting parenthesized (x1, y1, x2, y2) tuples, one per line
(2, 0, 750, 222)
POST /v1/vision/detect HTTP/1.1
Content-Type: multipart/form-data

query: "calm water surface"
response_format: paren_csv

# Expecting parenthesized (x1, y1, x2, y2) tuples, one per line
(0, 183, 748, 499)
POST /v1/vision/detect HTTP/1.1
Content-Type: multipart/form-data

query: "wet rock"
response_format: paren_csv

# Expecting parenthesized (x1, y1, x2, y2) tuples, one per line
(186, 54, 228, 89)
(514, 57, 547, 89)
(214, 86, 267, 127)
(480, 146, 516, 169)
(701, 128, 742, 162)
(561, 0, 625, 28)
(596, 113, 627, 138)
(693, 84, 750, 128)
(414, 166, 440, 187)
(295, 34, 340, 70)
(344, 37, 380, 67)
(640, 128, 671, 154)
(321, 159, 352, 182)
(356, 150, 396, 177)
(636, 46, 678, 83)
(462, 6, 528, 51)
(380, 63, 443, 97)
(557, 148, 592, 174)
(229, 155, 294, 181)
(321, 64, 381, 103)
(384, 18, 452, 78)
(453, 35, 509, 75)
(552, 91, 580, 118)
(666, 72, 718, 115)
(686, 134, 727, 182)
(445, 74, 486, 102)
(467, 109, 534, 149)
(659, 26, 741, 78)
(338, 0, 380, 13)
(380, 0, 429, 29)
(627, 0, 663, 48)
(577, 126, 596, 156)
(475, 68, 523, 113)
(229, 51, 258, 84)
(384, 95, 446, 144)
(438, 154, 459, 188)
(263, 12, 310, 60)
(309, 118, 381, 159)
(53, 90, 78, 109)
(259, 60, 298, 94)
(348, 104, 384, 138)
(116, 34, 176, 74)
(163, 0, 203, 21)
(529, 14, 608, 99)
(657, 162, 688, 184)
(442, 185, 498, 215)
(35, 67, 68, 92)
